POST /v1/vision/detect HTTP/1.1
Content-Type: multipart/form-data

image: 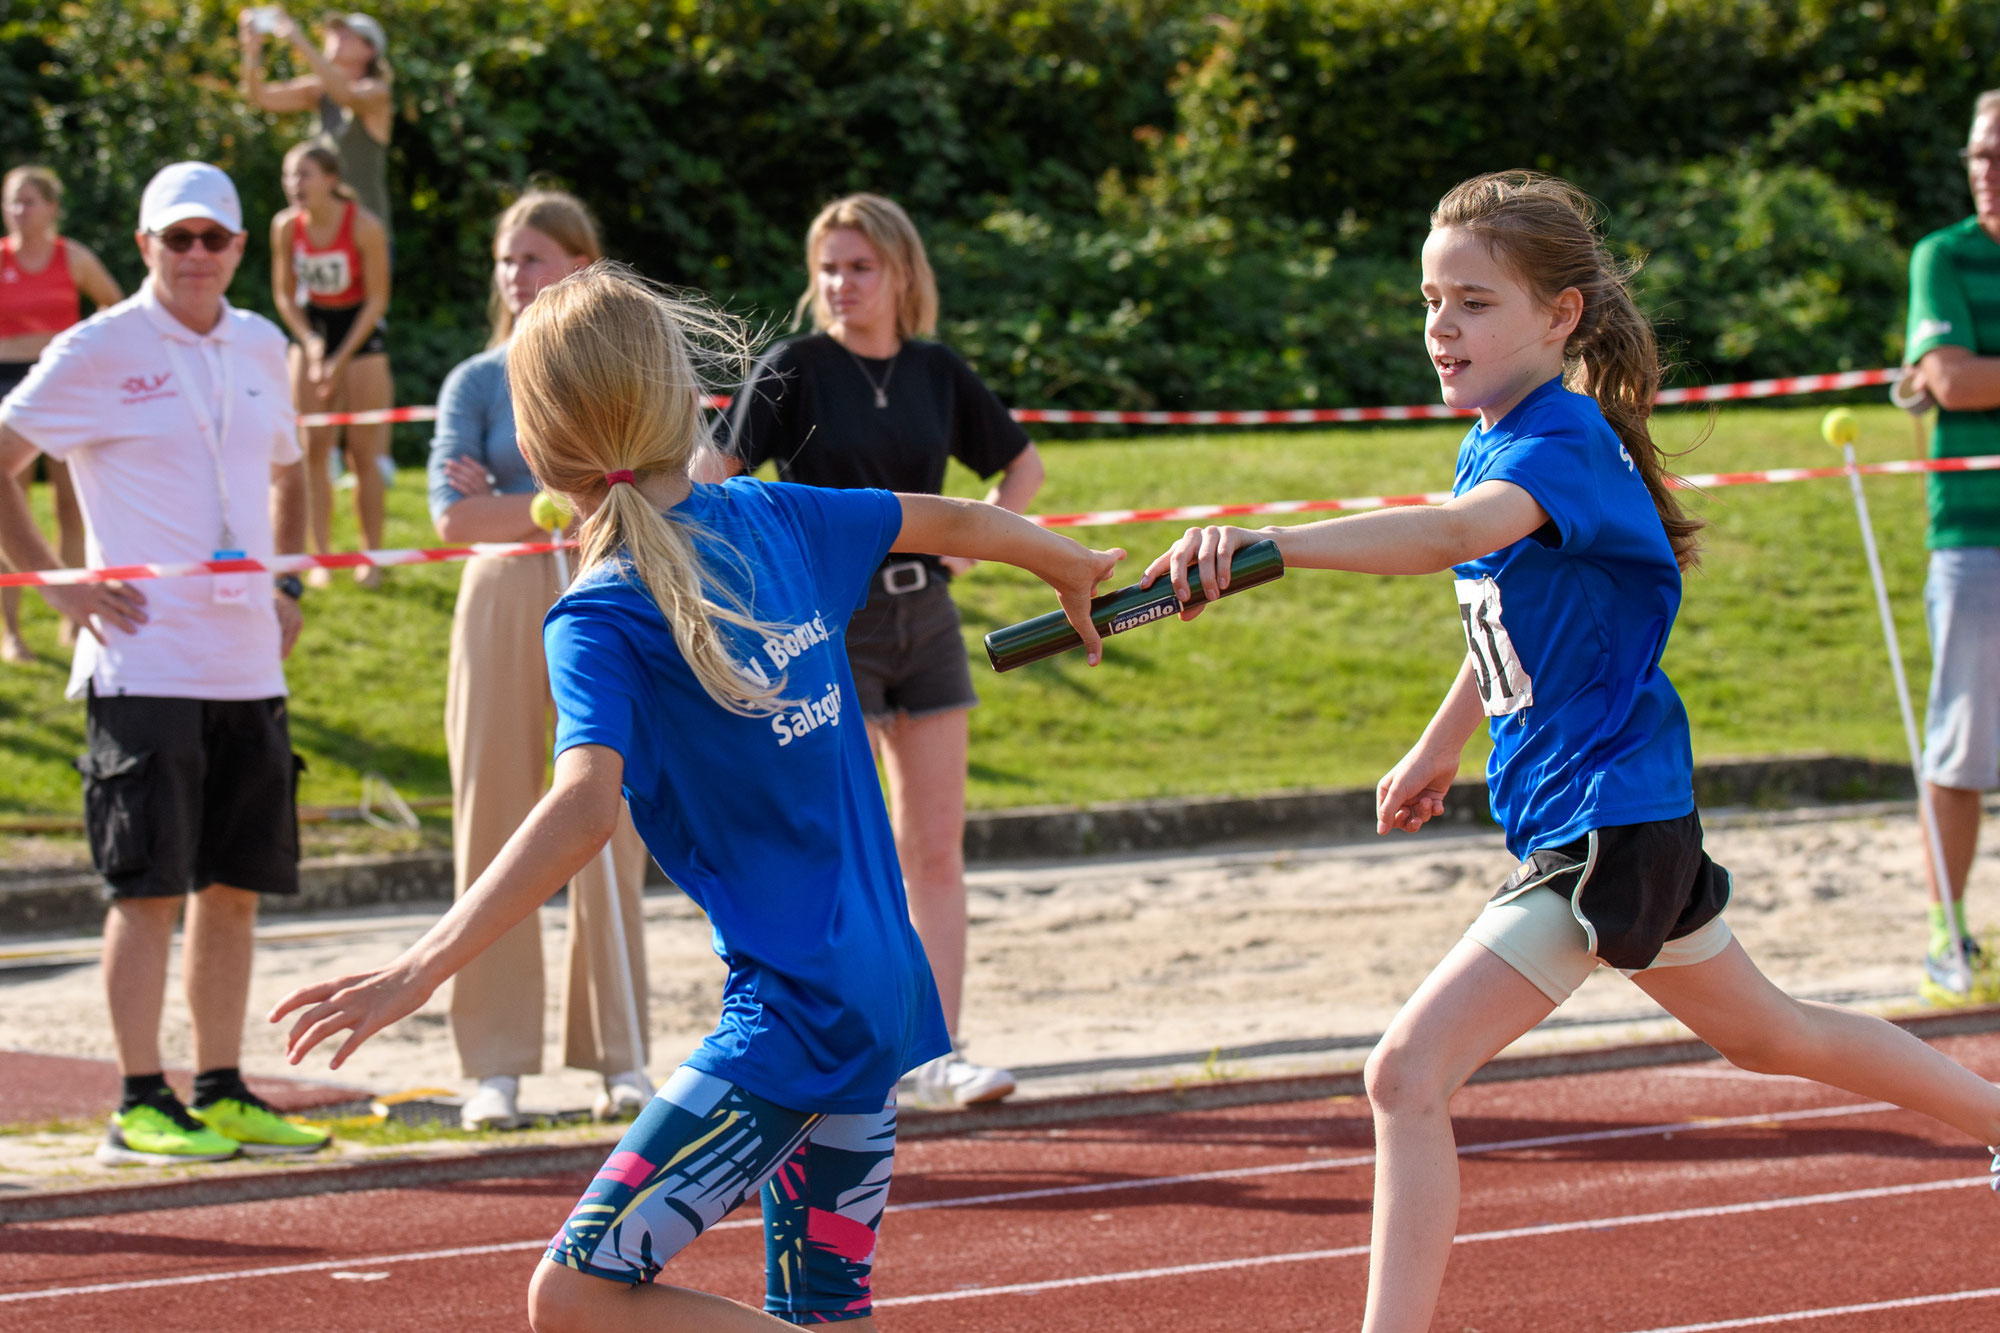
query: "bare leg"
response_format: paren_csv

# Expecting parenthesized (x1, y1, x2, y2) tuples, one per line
(182, 884, 260, 1073)
(1635, 938, 2000, 1143)
(291, 344, 337, 574)
(527, 1260, 880, 1333)
(48, 456, 83, 646)
(1361, 938, 1558, 1333)
(0, 585, 28, 662)
(103, 896, 184, 1077)
(873, 708, 969, 1032)
(1923, 783, 1983, 913)
(341, 353, 392, 583)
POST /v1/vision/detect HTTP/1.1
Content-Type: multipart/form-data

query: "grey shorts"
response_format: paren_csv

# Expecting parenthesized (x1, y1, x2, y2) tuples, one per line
(79, 690, 302, 900)
(845, 562, 978, 722)
(1922, 547, 2000, 791)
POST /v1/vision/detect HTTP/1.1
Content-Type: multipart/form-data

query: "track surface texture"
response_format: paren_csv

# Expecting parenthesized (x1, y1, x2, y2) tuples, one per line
(5, 1031, 1998, 1332)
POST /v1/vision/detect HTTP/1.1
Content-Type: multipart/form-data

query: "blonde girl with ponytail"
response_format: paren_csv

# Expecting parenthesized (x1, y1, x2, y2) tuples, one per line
(274, 263, 1122, 1331)
(1144, 171, 2000, 1332)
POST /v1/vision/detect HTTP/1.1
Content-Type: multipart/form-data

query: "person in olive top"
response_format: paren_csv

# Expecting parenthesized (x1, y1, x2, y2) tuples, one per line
(240, 8, 394, 240)
(710, 194, 1045, 1107)
(1902, 88, 2000, 1000)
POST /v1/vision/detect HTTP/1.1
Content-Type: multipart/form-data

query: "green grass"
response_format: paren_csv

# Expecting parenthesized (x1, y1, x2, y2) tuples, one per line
(0, 402, 1941, 818)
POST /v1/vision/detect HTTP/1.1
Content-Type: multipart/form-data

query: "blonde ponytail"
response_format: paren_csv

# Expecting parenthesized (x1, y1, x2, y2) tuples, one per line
(1432, 171, 1704, 570)
(509, 263, 795, 716)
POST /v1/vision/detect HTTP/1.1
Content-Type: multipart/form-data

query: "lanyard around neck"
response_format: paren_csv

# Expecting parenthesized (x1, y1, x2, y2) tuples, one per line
(156, 330, 237, 550)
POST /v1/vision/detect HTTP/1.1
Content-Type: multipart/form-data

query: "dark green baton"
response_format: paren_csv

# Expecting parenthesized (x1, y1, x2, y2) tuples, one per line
(984, 538, 1285, 673)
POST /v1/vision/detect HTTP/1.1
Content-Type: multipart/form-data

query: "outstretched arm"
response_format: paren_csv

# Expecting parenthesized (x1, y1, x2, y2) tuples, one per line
(941, 442, 1045, 577)
(239, 11, 322, 112)
(270, 744, 625, 1067)
(895, 492, 1124, 664)
(1140, 480, 1548, 615)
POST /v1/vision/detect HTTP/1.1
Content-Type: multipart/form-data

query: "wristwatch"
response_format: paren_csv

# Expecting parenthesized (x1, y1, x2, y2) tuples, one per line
(275, 574, 305, 601)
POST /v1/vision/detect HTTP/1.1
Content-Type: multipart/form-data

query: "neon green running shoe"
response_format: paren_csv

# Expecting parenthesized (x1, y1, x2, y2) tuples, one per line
(191, 1093, 333, 1157)
(96, 1099, 241, 1167)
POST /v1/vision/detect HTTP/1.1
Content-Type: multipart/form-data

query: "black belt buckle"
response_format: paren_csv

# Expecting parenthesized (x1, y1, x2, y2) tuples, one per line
(881, 560, 928, 595)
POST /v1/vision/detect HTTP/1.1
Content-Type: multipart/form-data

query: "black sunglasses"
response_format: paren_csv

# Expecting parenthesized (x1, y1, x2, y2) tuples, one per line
(151, 227, 237, 253)
(1959, 148, 2000, 169)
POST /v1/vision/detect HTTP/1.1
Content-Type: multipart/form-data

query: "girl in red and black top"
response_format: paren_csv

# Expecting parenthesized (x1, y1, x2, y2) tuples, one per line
(271, 142, 392, 587)
(0, 165, 121, 664)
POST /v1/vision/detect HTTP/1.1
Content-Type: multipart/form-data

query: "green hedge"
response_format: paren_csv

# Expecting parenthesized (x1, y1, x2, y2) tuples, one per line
(2, 0, 1994, 441)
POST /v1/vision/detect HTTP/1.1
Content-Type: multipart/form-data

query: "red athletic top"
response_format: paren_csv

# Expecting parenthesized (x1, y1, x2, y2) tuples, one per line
(290, 202, 368, 309)
(0, 236, 80, 339)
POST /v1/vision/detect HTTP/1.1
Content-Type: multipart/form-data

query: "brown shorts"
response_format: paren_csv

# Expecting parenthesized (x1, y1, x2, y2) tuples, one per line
(845, 562, 978, 722)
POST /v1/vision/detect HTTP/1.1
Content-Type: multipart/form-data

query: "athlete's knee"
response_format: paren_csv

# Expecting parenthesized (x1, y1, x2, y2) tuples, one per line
(1364, 1035, 1451, 1117)
(1708, 1001, 1816, 1077)
(527, 1261, 612, 1333)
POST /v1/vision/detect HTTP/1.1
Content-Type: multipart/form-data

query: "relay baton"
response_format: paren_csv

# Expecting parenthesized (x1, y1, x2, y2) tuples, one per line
(984, 539, 1284, 672)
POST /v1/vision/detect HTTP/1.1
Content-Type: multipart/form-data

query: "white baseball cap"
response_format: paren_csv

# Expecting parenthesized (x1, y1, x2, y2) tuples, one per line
(138, 162, 242, 234)
(331, 12, 387, 56)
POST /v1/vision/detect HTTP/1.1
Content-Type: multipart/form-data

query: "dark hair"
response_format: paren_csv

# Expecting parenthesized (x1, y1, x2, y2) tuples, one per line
(284, 142, 357, 203)
(1431, 171, 1703, 570)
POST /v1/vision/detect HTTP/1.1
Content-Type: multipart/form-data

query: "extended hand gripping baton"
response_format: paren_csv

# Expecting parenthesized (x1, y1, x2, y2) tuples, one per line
(984, 539, 1285, 673)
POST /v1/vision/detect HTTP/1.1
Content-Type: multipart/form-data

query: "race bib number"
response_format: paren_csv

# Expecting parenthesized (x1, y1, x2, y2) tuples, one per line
(295, 250, 353, 299)
(1454, 577, 1533, 716)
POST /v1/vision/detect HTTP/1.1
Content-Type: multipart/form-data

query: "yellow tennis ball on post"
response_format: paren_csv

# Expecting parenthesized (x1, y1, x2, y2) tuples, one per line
(1820, 407, 1860, 447)
(529, 491, 571, 532)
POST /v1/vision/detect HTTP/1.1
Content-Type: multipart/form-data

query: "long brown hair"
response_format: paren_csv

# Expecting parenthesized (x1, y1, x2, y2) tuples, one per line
(509, 263, 794, 716)
(1431, 171, 1703, 569)
(794, 193, 939, 338)
(487, 189, 603, 349)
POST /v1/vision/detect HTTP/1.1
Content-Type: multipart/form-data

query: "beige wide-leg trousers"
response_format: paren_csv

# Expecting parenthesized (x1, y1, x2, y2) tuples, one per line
(444, 552, 652, 1079)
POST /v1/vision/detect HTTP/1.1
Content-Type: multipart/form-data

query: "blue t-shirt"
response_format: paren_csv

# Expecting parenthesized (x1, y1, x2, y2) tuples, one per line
(1450, 378, 1695, 857)
(544, 477, 950, 1114)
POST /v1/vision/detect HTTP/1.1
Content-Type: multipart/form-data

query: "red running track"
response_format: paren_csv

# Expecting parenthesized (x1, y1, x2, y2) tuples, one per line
(4, 1032, 1998, 1332)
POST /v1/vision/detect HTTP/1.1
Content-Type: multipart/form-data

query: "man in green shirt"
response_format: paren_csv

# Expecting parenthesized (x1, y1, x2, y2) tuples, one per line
(1903, 89, 2000, 1000)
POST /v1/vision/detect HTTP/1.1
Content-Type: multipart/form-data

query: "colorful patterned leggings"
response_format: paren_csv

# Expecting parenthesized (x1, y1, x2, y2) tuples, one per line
(545, 1065, 897, 1324)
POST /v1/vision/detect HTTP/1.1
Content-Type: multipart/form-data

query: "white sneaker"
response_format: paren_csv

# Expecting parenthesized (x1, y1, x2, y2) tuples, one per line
(461, 1075, 522, 1131)
(912, 1051, 1016, 1107)
(593, 1069, 653, 1122)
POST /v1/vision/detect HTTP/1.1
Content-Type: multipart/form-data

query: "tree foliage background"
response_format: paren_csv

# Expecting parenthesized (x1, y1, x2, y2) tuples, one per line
(2, 0, 1994, 448)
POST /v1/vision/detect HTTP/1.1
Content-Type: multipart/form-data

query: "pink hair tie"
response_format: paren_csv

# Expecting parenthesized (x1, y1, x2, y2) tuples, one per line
(604, 469, 636, 487)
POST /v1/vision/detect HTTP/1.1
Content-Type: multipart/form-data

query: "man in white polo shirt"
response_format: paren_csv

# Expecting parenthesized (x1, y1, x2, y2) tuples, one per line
(0, 162, 330, 1164)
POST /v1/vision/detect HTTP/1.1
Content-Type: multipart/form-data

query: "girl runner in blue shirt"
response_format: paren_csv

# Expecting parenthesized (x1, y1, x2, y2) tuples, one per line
(1145, 171, 2000, 1333)
(272, 263, 1122, 1331)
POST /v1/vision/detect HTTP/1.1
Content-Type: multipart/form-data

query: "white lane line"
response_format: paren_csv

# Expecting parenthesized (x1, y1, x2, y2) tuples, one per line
(875, 1175, 1988, 1308)
(891, 1099, 1894, 1212)
(0, 1097, 1912, 1305)
(1621, 1284, 2000, 1332)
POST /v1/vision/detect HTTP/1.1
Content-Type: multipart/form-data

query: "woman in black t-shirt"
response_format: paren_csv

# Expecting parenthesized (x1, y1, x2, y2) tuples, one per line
(714, 193, 1043, 1108)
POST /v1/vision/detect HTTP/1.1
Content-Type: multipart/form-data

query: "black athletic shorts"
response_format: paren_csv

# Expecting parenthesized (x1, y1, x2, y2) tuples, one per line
(0, 360, 33, 399)
(304, 303, 387, 358)
(845, 561, 978, 722)
(78, 690, 303, 901)
(1490, 810, 1732, 971)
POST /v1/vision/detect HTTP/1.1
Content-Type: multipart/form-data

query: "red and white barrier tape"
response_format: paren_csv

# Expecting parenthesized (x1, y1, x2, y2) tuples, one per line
(0, 541, 572, 589)
(5, 451, 1992, 589)
(294, 368, 1902, 431)
(1029, 453, 2000, 529)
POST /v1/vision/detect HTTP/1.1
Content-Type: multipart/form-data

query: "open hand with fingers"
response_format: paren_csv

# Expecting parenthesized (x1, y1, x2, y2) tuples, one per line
(43, 580, 147, 643)
(269, 964, 435, 1069)
(1140, 524, 1268, 620)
